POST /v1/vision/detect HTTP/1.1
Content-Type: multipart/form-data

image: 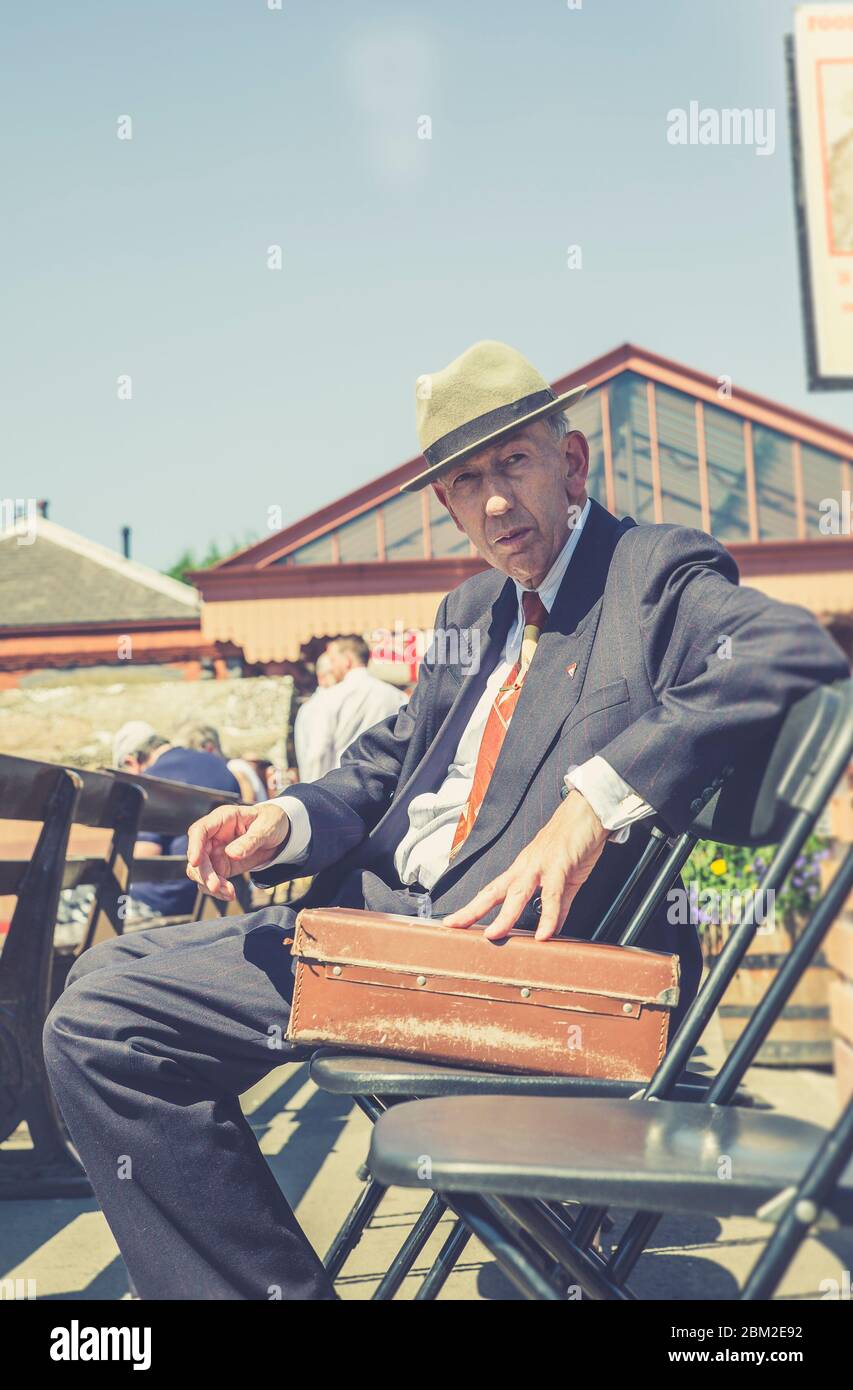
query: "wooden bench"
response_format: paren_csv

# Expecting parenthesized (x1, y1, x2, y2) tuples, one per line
(0, 753, 247, 1198)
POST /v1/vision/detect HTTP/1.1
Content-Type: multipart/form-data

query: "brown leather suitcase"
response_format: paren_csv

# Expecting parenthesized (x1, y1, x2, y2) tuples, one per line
(286, 908, 680, 1081)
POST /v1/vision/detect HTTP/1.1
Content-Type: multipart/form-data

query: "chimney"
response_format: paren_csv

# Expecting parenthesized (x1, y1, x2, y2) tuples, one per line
(121, 526, 131, 559)
(37, 499, 48, 518)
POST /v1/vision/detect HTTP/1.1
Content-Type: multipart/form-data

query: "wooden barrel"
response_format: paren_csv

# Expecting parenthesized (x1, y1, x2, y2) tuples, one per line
(709, 927, 833, 1067)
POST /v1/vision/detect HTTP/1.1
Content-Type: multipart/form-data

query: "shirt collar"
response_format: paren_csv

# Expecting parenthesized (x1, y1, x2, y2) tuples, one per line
(512, 496, 591, 615)
(341, 665, 370, 686)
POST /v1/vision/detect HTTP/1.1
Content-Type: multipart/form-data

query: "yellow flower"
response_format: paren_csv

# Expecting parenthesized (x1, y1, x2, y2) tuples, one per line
(709, 858, 727, 876)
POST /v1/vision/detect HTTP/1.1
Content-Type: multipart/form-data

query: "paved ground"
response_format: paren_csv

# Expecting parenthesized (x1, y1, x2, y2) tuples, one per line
(2, 1013, 850, 1302)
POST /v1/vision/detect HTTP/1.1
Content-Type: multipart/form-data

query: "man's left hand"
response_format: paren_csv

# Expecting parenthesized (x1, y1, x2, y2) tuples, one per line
(441, 789, 610, 941)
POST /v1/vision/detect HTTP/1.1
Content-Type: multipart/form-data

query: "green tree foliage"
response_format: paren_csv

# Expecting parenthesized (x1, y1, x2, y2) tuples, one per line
(164, 535, 258, 584)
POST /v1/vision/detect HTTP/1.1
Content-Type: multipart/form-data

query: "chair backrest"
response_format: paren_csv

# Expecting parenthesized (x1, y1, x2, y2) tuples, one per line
(597, 678, 853, 952)
(692, 678, 852, 847)
(0, 753, 77, 823)
(648, 679, 853, 1095)
(107, 767, 238, 836)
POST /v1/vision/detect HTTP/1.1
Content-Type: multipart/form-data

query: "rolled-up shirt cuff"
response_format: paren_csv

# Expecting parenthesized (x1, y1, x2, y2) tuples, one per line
(565, 757, 655, 844)
(251, 795, 312, 872)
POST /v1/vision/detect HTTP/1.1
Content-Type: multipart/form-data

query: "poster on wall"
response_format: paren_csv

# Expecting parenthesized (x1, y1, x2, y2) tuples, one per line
(790, 3, 853, 388)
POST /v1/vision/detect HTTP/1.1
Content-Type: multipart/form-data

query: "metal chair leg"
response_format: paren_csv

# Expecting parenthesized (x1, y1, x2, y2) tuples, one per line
(415, 1218, 472, 1300)
(322, 1092, 388, 1280)
(323, 1176, 388, 1281)
(371, 1192, 448, 1300)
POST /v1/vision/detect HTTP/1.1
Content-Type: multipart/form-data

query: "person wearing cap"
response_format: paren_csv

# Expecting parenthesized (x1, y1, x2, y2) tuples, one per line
(44, 341, 848, 1301)
(112, 720, 241, 919)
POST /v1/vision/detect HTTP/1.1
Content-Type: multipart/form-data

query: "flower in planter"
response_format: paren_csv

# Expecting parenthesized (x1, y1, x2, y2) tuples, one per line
(687, 832, 829, 943)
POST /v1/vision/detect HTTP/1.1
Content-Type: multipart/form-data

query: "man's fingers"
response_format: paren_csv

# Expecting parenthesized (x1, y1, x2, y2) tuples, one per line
(224, 832, 263, 864)
(533, 877, 572, 942)
(535, 864, 594, 939)
(442, 874, 511, 929)
(186, 838, 231, 899)
(187, 812, 223, 868)
(482, 879, 539, 941)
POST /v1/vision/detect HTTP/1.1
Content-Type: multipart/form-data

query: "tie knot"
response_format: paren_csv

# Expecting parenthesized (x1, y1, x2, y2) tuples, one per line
(521, 589, 548, 631)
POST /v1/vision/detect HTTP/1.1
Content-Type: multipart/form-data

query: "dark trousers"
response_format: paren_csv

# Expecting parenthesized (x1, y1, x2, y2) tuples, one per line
(42, 905, 335, 1301)
(43, 892, 702, 1301)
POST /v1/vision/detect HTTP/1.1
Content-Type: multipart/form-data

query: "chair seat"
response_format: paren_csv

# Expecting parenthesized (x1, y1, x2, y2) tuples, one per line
(309, 1049, 754, 1106)
(367, 1096, 853, 1221)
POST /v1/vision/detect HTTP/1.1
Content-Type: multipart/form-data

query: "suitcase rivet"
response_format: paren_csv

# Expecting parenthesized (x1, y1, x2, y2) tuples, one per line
(332, 966, 342, 977)
(622, 1002, 633, 1014)
(417, 975, 427, 986)
(520, 987, 531, 999)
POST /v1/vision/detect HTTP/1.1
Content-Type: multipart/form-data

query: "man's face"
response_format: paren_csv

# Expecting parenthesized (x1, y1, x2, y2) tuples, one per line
(323, 642, 350, 682)
(432, 420, 589, 589)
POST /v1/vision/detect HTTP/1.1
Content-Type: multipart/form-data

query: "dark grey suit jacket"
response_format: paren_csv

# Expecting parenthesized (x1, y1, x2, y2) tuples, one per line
(256, 500, 847, 1025)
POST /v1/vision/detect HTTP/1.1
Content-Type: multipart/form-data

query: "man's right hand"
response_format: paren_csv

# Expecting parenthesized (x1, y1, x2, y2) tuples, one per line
(186, 802, 291, 901)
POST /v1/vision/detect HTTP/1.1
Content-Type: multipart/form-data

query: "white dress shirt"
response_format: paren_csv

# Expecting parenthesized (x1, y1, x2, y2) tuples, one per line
(295, 666, 406, 783)
(258, 500, 654, 881)
(294, 687, 338, 783)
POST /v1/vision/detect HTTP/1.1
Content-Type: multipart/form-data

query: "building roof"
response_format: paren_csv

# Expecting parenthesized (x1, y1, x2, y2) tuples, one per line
(0, 517, 200, 629)
(190, 342, 853, 664)
(202, 342, 853, 574)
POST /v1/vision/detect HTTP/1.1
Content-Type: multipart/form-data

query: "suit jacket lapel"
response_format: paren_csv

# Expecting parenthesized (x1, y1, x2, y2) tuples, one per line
(364, 574, 517, 862)
(435, 500, 633, 883)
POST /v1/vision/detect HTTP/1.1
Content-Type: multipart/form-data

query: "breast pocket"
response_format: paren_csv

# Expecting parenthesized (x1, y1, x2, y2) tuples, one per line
(576, 677, 630, 720)
(565, 677, 632, 755)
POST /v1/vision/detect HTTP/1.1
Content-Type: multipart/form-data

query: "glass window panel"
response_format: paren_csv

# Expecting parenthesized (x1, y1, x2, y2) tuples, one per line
(654, 384, 703, 529)
(609, 373, 655, 522)
(382, 491, 424, 560)
(337, 508, 379, 563)
(704, 405, 750, 542)
(801, 445, 844, 539)
(565, 388, 606, 509)
(428, 488, 470, 556)
(752, 426, 797, 541)
(285, 534, 333, 565)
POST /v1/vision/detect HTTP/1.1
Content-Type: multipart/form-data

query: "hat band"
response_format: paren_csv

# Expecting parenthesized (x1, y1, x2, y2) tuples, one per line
(423, 388, 556, 469)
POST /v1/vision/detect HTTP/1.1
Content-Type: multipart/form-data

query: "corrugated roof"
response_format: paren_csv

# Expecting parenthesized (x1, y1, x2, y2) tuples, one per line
(0, 517, 200, 628)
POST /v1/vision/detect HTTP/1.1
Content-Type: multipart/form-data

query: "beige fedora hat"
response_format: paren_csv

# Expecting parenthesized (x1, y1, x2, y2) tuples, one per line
(402, 340, 587, 493)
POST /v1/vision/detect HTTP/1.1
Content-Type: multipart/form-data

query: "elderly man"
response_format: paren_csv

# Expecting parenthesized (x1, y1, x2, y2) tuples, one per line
(43, 341, 847, 1301)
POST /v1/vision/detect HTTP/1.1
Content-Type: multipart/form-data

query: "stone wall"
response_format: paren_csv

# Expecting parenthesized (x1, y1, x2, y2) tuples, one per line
(0, 671, 294, 770)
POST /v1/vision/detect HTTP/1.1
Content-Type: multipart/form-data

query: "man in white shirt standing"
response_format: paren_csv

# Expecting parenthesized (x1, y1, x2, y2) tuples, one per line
(43, 339, 847, 1302)
(293, 650, 338, 782)
(294, 641, 405, 782)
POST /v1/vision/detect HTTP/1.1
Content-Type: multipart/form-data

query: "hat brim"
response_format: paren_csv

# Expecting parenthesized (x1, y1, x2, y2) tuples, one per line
(401, 384, 589, 493)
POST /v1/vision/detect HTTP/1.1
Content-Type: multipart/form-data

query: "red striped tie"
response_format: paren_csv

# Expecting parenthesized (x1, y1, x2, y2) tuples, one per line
(449, 589, 549, 860)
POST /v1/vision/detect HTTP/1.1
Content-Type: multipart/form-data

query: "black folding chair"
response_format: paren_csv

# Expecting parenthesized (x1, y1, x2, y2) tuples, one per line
(366, 679, 853, 1298)
(312, 828, 720, 1296)
(368, 847, 853, 1300)
(0, 756, 146, 1196)
(310, 678, 852, 1296)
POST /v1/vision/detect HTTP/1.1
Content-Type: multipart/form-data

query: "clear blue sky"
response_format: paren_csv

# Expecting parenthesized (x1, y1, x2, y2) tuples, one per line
(4, 0, 850, 572)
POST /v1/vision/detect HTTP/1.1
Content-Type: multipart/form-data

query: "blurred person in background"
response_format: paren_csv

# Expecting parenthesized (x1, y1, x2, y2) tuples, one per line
(293, 649, 339, 781)
(294, 636, 405, 782)
(114, 720, 241, 919)
(178, 721, 269, 805)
